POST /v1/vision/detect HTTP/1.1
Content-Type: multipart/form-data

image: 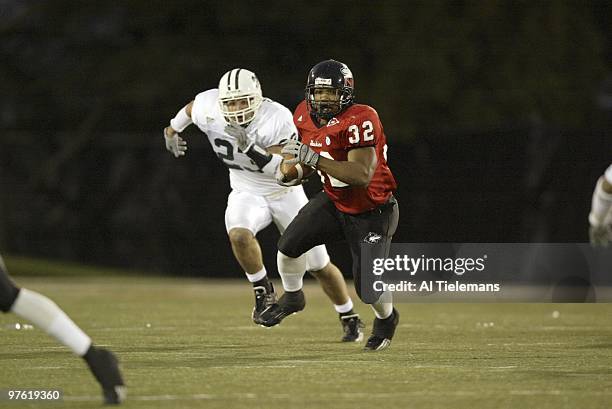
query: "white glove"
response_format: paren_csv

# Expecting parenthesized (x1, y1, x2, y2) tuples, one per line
(225, 122, 254, 152)
(281, 139, 319, 167)
(164, 127, 187, 158)
(589, 223, 611, 247)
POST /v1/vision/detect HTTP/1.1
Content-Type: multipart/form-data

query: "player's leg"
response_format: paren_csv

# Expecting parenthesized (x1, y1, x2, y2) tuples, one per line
(0, 255, 20, 314)
(304, 246, 365, 342)
(308, 258, 346, 306)
(341, 197, 400, 351)
(228, 228, 266, 279)
(259, 191, 345, 327)
(225, 190, 276, 323)
(308, 258, 365, 341)
(268, 187, 363, 340)
(0, 254, 125, 404)
(0, 256, 93, 357)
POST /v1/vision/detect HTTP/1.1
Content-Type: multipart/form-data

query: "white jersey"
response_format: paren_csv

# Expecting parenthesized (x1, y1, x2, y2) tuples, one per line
(191, 89, 297, 195)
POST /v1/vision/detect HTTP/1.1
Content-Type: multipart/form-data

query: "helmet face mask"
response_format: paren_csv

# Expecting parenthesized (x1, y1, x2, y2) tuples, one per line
(218, 68, 263, 126)
(219, 95, 260, 125)
(305, 60, 354, 122)
(309, 87, 341, 117)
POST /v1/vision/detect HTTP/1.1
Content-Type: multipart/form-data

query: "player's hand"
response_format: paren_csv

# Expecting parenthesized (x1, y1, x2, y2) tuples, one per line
(589, 223, 611, 247)
(281, 139, 319, 168)
(164, 127, 187, 158)
(225, 122, 254, 153)
(277, 132, 298, 147)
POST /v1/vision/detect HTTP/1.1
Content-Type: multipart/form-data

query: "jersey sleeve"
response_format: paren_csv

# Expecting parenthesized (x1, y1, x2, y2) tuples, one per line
(342, 107, 382, 150)
(263, 104, 298, 147)
(190, 89, 218, 128)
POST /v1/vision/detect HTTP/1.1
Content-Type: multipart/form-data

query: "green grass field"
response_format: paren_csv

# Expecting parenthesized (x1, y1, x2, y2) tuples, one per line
(1, 275, 611, 409)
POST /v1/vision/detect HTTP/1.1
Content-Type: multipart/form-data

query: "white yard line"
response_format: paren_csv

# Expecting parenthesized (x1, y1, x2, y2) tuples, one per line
(63, 389, 612, 402)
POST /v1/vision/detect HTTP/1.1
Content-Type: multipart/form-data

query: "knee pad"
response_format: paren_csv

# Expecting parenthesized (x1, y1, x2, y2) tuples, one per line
(277, 251, 307, 292)
(305, 245, 330, 273)
(277, 251, 306, 275)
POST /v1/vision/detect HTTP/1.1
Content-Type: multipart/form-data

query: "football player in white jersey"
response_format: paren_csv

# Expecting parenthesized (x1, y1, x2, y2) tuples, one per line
(162, 68, 363, 341)
(589, 163, 612, 246)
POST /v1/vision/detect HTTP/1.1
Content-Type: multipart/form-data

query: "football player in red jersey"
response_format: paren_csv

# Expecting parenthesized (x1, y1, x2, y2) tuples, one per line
(259, 60, 400, 351)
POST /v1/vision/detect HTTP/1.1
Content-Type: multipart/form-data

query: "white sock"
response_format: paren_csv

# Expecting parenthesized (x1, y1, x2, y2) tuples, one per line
(11, 289, 92, 356)
(334, 298, 354, 314)
(371, 301, 393, 320)
(277, 251, 306, 292)
(245, 267, 267, 283)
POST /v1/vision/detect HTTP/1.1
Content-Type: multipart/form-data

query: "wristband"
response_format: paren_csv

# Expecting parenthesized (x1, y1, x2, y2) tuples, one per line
(170, 107, 192, 132)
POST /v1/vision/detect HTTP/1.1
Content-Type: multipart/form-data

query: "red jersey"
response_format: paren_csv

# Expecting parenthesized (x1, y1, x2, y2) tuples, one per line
(293, 100, 397, 214)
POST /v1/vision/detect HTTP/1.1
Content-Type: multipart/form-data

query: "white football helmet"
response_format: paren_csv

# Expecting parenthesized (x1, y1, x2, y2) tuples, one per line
(218, 68, 263, 125)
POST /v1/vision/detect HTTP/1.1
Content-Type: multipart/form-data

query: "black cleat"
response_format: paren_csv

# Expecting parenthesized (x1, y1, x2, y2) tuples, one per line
(364, 308, 399, 351)
(83, 346, 126, 404)
(252, 282, 277, 325)
(340, 314, 365, 342)
(258, 289, 305, 327)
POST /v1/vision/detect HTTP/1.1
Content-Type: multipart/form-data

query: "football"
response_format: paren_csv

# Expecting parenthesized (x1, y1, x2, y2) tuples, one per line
(279, 154, 315, 183)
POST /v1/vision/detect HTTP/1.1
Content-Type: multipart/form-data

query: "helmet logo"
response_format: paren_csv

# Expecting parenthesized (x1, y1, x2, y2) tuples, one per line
(340, 66, 353, 78)
(340, 66, 354, 87)
(314, 77, 332, 86)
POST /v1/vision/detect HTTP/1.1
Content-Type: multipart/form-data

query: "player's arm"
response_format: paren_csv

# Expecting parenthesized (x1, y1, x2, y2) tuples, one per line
(317, 147, 377, 187)
(282, 140, 377, 187)
(589, 165, 612, 246)
(222, 122, 277, 171)
(163, 101, 194, 158)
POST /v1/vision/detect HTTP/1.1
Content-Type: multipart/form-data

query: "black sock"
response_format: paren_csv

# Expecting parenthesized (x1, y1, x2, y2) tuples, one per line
(253, 277, 272, 292)
(381, 310, 395, 321)
(339, 309, 356, 318)
(82, 344, 96, 361)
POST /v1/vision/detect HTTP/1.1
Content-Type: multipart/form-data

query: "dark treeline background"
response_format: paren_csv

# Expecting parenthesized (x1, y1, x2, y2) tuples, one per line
(1, 1, 611, 276)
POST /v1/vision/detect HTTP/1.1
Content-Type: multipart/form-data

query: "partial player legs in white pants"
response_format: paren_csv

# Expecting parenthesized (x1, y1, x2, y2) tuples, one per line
(225, 187, 357, 316)
(0, 253, 125, 404)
